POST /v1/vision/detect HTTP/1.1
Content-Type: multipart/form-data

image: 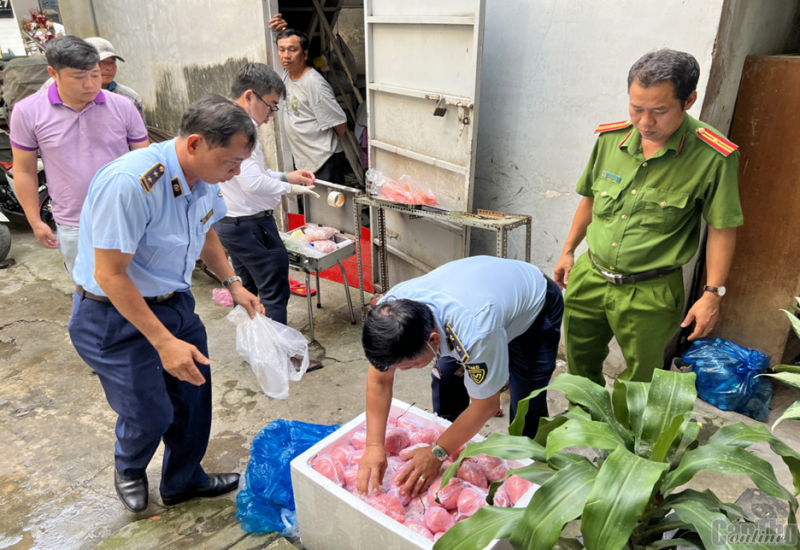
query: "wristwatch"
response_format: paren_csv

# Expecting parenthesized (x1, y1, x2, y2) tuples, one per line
(703, 285, 727, 297)
(222, 275, 243, 288)
(431, 443, 449, 462)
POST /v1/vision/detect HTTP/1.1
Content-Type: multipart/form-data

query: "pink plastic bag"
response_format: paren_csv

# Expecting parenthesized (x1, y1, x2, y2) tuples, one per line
(429, 477, 464, 509)
(457, 485, 489, 517)
(404, 520, 435, 541)
(212, 287, 233, 307)
(310, 240, 336, 254)
(351, 430, 367, 450)
(344, 468, 359, 492)
(410, 428, 440, 446)
(350, 448, 365, 466)
(505, 475, 534, 505)
(473, 454, 508, 482)
(312, 455, 345, 487)
(399, 443, 428, 461)
(457, 461, 488, 489)
(492, 484, 511, 508)
(367, 169, 439, 207)
(384, 427, 412, 453)
(304, 226, 336, 242)
(367, 493, 406, 523)
(331, 445, 355, 468)
(424, 505, 455, 534)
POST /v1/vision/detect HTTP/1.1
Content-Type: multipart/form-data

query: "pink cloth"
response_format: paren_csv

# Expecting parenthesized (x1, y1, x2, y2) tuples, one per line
(10, 85, 147, 226)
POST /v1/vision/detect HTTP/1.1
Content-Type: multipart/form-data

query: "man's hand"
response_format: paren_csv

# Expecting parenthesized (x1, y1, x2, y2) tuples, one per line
(396, 446, 440, 498)
(268, 13, 288, 32)
(32, 220, 58, 249)
(287, 170, 315, 185)
(228, 284, 265, 319)
(290, 184, 320, 199)
(156, 337, 209, 385)
(554, 251, 575, 289)
(681, 293, 722, 341)
(357, 444, 388, 495)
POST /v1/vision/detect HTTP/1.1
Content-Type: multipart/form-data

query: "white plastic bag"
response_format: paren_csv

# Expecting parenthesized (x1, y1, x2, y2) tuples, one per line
(227, 306, 309, 399)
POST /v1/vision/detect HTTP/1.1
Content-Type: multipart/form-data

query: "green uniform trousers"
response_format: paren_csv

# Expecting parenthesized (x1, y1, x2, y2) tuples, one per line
(563, 252, 685, 386)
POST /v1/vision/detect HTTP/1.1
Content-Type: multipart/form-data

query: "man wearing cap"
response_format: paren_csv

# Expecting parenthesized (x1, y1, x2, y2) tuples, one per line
(41, 36, 145, 120)
(553, 49, 742, 389)
(11, 36, 149, 279)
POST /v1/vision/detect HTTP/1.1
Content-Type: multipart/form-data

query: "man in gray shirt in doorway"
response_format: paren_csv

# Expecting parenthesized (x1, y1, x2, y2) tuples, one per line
(276, 28, 348, 182)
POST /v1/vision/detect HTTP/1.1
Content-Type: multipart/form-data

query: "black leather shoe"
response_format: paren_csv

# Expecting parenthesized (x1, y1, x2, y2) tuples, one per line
(115, 470, 149, 513)
(161, 473, 240, 506)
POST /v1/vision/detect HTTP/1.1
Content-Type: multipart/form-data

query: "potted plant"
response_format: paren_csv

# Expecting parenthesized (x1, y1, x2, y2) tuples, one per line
(761, 298, 800, 430)
(433, 368, 800, 550)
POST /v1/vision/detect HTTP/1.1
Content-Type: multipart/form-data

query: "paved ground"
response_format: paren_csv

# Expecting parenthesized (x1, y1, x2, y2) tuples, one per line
(1, 223, 799, 550)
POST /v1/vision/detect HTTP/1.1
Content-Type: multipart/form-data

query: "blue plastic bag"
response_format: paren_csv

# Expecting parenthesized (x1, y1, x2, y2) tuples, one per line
(682, 337, 771, 420)
(237, 420, 340, 535)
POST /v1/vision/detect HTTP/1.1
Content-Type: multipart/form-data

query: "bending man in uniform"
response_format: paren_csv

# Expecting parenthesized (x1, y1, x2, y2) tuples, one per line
(357, 256, 564, 498)
(554, 49, 742, 387)
(69, 95, 265, 513)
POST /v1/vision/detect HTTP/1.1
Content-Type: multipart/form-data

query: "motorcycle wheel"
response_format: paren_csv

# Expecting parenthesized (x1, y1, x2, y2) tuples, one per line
(39, 189, 55, 230)
(0, 223, 10, 263)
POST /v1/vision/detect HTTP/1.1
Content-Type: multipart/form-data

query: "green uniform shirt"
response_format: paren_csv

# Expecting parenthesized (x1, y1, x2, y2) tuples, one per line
(576, 114, 743, 273)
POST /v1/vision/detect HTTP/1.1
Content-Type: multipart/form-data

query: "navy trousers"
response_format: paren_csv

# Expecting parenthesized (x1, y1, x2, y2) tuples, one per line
(431, 276, 564, 439)
(68, 291, 211, 496)
(214, 214, 290, 325)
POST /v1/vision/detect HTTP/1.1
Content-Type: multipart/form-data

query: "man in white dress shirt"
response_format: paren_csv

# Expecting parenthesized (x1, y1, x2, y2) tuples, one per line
(214, 63, 319, 325)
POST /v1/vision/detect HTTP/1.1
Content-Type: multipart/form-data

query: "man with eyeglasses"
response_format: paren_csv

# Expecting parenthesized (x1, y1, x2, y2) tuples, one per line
(214, 63, 321, 331)
(357, 256, 564, 498)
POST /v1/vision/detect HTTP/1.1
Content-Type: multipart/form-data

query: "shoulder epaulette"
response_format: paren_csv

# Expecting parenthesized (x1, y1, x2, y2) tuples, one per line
(595, 120, 632, 134)
(696, 127, 738, 157)
(139, 163, 165, 193)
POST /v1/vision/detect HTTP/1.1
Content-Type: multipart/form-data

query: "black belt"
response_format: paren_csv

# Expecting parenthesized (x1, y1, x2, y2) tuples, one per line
(588, 250, 678, 285)
(76, 285, 176, 304)
(217, 210, 273, 224)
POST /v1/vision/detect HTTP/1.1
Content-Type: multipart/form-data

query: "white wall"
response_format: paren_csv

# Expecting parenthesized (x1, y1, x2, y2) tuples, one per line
(2, 1, 26, 56)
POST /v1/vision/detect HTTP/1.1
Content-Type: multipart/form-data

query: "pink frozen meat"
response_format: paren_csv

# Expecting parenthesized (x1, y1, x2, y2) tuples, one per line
(410, 428, 440, 446)
(448, 444, 467, 461)
(472, 454, 508, 482)
(404, 520, 435, 541)
(434, 532, 445, 542)
(505, 475, 534, 505)
(350, 430, 367, 450)
(457, 461, 488, 489)
(384, 427, 411, 453)
(367, 493, 405, 523)
(350, 449, 365, 466)
(424, 505, 455, 534)
(428, 477, 464, 509)
(311, 240, 336, 254)
(395, 415, 421, 431)
(492, 484, 511, 507)
(404, 496, 427, 523)
(304, 226, 336, 242)
(399, 443, 428, 460)
(312, 455, 345, 487)
(344, 468, 359, 492)
(457, 485, 489, 517)
(330, 445, 355, 468)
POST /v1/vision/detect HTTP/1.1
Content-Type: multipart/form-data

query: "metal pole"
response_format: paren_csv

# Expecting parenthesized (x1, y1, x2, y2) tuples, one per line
(87, 0, 99, 35)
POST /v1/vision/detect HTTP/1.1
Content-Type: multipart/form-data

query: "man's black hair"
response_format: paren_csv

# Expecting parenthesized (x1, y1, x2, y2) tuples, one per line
(362, 299, 435, 371)
(627, 49, 700, 106)
(45, 36, 100, 72)
(276, 28, 310, 52)
(178, 94, 257, 150)
(231, 62, 286, 100)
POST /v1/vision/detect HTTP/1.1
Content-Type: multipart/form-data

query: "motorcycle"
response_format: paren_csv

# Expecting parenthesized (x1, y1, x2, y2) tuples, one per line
(0, 158, 52, 263)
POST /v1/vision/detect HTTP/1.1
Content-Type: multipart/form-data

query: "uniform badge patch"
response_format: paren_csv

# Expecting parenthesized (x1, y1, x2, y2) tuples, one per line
(444, 324, 470, 363)
(696, 127, 738, 157)
(600, 170, 621, 184)
(465, 363, 487, 384)
(200, 209, 214, 224)
(139, 163, 165, 194)
(171, 177, 183, 198)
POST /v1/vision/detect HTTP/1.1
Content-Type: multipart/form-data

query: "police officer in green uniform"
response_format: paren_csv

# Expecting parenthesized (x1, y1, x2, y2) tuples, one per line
(554, 49, 743, 388)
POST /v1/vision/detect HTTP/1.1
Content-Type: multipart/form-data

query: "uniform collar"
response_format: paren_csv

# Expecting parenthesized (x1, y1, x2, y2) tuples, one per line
(620, 114, 692, 159)
(48, 84, 107, 106)
(165, 138, 194, 199)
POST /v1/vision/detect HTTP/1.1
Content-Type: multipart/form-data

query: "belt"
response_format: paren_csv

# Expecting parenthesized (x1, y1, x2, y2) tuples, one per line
(217, 210, 273, 224)
(76, 285, 176, 304)
(588, 250, 678, 285)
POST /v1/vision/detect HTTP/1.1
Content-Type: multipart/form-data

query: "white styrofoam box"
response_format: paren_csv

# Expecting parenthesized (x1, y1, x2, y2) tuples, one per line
(291, 398, 538, 550)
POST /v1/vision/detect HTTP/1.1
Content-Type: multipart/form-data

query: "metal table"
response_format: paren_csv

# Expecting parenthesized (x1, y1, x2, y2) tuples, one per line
(353, 195, 532, 310)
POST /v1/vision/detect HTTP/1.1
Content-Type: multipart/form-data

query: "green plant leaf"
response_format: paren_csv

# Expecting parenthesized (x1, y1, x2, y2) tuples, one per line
(662, 445, 798, 520)
(534, 415, 570, 447)
(763, 372, 800, 391)
(666, 421, 700, 468)
(670, 501, 738, 550)
(639, 370, 696, 459)
(510, 374, 633, 448)
(433, 506, 524, 550)
(660, 489, 746, 521)
(772, 364, 800, 375)
(548, 452, 593, 470)
(650, 414, 686, 463)
(708, 422, 800, 495)
(509, 461, 598, 550)
(771, 401, 800, 432)
(581, 447, 670, 550)
(647, 538, 699, 549)
(440, 434, 546, 492)
(487, 462, 555, 505)
(782, 308, 800, 340)
(613, 379, 649, 440)
(545, 419, 627, 460)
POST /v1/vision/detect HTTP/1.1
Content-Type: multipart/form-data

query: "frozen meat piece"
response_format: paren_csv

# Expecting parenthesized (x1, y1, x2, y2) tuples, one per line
(344, 467, 359, 492)
(304, 226, 336, 242)
(387, 415, 398, 427)
(457, 461, 488, 489)
(404, 520, 435, 541)
(395, 415, 421, 431)
(492, 484, 511, 508)
(505, 475, 534, 505)
(404, 495, 427, 523)
(350, 449, 365, 466)
(330, 445, 355, 468)
(350, 430, 367, 450)
(384, 427, 412, 453)
(424, 505, 455, 534)
(457, 485, 489, 517)
(387, 455, 408, 471)
(472, 454, 508, 482)
(410, 428, 440, 446)
(311, 240, 336, 254)
(311, 455, 345, 487)
(448, 444, 467, 461)
(428, 477, 464, 509)
(399, 443, 428, 461)
(367, 493, 405, 523)
(434, 532, 445, 542)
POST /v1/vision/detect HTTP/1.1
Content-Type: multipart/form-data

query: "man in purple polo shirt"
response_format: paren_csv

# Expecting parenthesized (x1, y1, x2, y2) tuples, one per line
(10, 36, 149, 279)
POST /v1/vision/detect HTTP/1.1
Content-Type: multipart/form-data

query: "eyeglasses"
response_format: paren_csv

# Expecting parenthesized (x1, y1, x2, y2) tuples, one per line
(252, 91, 279, 113)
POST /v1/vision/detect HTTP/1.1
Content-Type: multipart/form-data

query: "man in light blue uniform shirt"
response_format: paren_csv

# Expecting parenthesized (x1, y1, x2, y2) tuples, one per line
(357, 256, 564, 498)
(69, 95, 265, 514)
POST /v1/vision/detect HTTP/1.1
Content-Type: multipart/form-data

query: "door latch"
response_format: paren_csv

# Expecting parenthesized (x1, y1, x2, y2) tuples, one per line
(433, 97, 447, 117)
(457, 102, 470, 136)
